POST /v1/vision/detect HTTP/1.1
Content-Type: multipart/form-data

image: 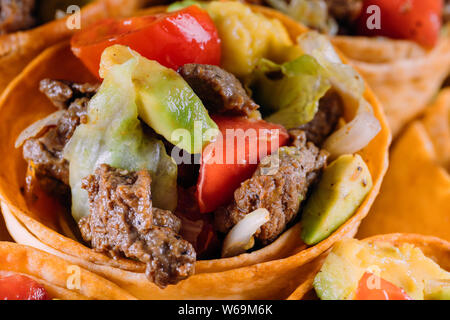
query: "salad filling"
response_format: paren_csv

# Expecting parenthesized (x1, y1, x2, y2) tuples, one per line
(16, 2, 381, 288)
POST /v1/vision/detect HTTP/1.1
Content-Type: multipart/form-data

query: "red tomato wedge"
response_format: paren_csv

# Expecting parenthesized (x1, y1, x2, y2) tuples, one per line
(71, 5, 221, 77)
(196, 116, 289, 214)
(355, 272, 413, 300)
(357, 0, 443, 48)
(0, 273, 49, 300)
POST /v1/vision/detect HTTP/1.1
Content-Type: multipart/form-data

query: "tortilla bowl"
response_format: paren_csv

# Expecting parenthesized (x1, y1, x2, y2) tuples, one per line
(357, 89, 450, 241)
(0, 5, 390, 299)
(0, 241, 136, 300)
(0, 0, 161, 94)
(287, 233, 450, 300)
(332, 34, 450, 137)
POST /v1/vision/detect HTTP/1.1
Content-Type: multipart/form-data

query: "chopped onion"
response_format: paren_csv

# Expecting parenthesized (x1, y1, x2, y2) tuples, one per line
(222, 208, 270, 258)
(15, 110, 65, 148)
(323, 99, 381, 159)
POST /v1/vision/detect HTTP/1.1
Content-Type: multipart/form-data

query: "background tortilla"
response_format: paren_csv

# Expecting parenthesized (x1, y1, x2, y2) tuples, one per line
(357, 89, 450, 241)
(0, 5, 390, 299)
(332, 35, 450, 137)
(0, 242, 136, 300)
(287, 233, 450, 300)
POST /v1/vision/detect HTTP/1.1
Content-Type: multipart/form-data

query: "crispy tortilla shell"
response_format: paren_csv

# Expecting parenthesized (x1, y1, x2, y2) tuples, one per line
(0, 5, 390, 299)
(357, 89, 450, 241)
(332, 35, 450, 137)
(0, 0, 161, 94)
(0, 241, 136, 300)
(288, 233, 450, 300)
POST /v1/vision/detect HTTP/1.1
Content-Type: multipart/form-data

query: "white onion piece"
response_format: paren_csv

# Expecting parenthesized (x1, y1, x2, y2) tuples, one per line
(222, 208, 270, 258)
(15, 110, 65, 148)
(323, 100, 381, 159)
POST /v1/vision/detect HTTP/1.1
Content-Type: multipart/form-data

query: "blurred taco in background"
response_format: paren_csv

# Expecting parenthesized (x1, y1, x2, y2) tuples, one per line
(0, 2, 389, 299)
(288, 234, 450, 300)
(0, 0, 163, 93)
(0, 241, 135, 300)
(357, 89, 450, 241)
(262, 0, 450, 137)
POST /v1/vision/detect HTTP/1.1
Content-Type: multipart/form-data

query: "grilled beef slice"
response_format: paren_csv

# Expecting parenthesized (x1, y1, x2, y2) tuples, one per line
(0, 0, 36, 35)
(178, 64, 259, 117)
(23, 79, 98, 196)
(79, 164, 196, 288)
(215, 131, 328, 244)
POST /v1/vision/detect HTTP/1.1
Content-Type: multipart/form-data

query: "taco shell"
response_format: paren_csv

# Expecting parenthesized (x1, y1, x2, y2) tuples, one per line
(332, 35, 450, 137)
(357, 89, 450, 241)
(0, 5, 390, 299)
(0, 241, 136, 300)
(288, 233, 450, 300)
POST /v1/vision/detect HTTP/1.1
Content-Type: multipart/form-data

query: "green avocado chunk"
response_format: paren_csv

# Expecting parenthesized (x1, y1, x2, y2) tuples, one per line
(424, 280, 450, 300)
(301, 154, 372, 245)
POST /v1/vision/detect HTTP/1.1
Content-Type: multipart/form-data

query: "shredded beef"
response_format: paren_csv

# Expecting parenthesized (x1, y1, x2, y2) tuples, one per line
(79, 164, 196, 288)
(178, 64, 259, 117)
(215, 132, 328, 244)
(295, 91, 343, 146)
(0, 0, 36, 35)
(23, 79, 98, 195)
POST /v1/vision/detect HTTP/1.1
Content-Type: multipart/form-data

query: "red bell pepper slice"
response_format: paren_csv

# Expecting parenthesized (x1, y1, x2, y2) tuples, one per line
(357, 0, 443, 48)
(71, 5, 221, 77)
(196, 116, 289, 213)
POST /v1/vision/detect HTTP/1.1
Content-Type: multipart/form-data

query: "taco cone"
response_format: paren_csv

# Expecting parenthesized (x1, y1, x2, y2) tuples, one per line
(332, 35, 450, 137)
(288, 233, 450, 300)
(0, 241, 136, 300)
(0, 4, 390, 300)
(0, 0, 163, 94)
(357, 89, 450, 241)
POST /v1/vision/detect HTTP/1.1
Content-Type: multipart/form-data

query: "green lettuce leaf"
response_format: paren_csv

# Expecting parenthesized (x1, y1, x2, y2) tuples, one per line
(64, 58, 178, 222)
(251, 54, 331, 129)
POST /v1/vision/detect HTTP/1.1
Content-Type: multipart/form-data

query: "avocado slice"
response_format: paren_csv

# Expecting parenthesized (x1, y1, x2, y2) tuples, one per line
(424, 280, 450, 300)
(301, 154, 372, 245)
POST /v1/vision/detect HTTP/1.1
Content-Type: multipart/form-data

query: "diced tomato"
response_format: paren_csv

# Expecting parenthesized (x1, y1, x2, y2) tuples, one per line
(196, 116, 289, 214)
(355, 272, 412, 300)
(0, 273, 49, 300)
(71, 5, 221, 77)
(357, 0, 443, 48)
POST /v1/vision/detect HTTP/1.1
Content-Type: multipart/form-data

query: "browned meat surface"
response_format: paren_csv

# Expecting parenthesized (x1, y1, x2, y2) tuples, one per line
(79, 164, 196, 288)
(0, 0, 36, 35)
(325, 0, 363, 23)
(23, 79, 98, 195)
(215, 132, 328, 244)
(178, 64, 259, 117)
(444, 0, 450, 24)
(295, 90, 343, 146)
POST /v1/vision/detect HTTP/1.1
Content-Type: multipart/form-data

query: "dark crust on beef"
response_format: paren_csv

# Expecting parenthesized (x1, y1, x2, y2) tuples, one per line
(0, 0, 36, 35)
(215, 132, 328, 244)
(79, 164, 196, 288)
(178, 64, 260, 117)
(295, 90, 343, 146)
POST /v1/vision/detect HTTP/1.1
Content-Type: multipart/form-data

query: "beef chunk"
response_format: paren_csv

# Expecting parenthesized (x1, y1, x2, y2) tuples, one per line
(23, 79, 98, 195)
(178, 64, 259, 117)
(0, 0, 36, 35)
(325, 0, 363, 24)
(39, 79, 99, 110)
(79, 164, 196, 288)
(215, 132, 328, 244)
(295, 91, 343, 146)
